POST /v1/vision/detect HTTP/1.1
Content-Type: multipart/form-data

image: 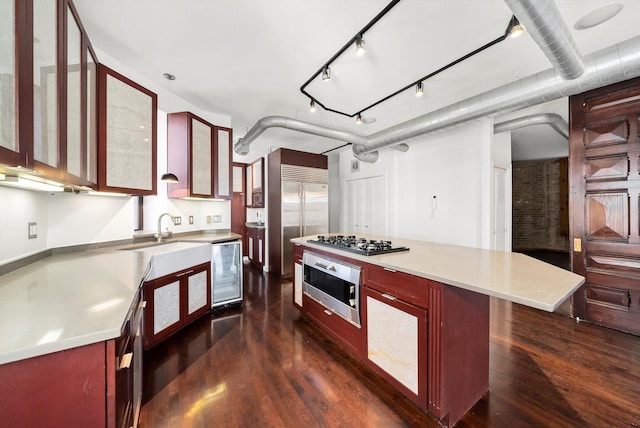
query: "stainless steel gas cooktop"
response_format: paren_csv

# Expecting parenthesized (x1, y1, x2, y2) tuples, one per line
(308, 235, 409, 256)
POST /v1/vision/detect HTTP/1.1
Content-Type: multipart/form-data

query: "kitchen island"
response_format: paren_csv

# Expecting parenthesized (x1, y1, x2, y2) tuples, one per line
(0, 231, 240, 427)
(291, 234, 584, 427)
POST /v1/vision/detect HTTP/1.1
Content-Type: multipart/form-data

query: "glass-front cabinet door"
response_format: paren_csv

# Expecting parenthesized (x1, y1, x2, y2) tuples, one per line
(0, 0, 17, 163)
(66, 5, 82, 179)
(33, 0, 59, 170)
(86, 46, 98, 184)
(98, 65, 157, 195)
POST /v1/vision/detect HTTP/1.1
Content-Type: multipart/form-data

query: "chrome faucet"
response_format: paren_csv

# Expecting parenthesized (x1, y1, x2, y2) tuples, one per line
(156, 212, 176, 242)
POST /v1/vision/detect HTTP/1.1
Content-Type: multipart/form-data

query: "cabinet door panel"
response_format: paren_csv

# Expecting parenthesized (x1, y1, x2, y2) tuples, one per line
(191, 118, 212, 196)
(214, 127, 231, 198)
(187, 270, 208, 314)
(86, 48, 98, 184)
(33, 0, 58, 168)
(154, 280, 180, 334)
(99, 65, 157, 195)
(0, 0, 16, 154)
(367, 295, 419, 394)
(66, 8, 82, 178)
(363, 286, 427, 408)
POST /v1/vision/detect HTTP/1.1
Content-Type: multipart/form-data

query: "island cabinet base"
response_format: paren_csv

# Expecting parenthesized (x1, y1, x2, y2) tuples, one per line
(294, 245, 489, 427)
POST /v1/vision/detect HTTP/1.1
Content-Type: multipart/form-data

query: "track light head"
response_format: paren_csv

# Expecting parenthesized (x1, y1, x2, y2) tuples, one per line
(322, 66, 331, 81)
(309, 99, 316, 113)
(356, 114, 363, 125)
(508, 15, 525, 38)
(415, 81, 424, 97)
(355, 34, 365, 56)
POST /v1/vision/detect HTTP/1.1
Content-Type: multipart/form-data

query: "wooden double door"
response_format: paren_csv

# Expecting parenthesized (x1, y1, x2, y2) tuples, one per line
(570, 76, 640, 335)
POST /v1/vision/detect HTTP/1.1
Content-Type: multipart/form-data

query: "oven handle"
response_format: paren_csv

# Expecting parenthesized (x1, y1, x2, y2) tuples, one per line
(314, 262, 336, 272)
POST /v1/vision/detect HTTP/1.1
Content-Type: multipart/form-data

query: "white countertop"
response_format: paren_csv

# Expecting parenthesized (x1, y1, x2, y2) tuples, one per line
(0, 232, 241, 365)
(292, 235, 584, 312)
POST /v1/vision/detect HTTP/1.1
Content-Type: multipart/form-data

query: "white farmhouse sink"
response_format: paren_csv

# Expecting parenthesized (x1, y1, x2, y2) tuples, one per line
(132, 242, 211, 281)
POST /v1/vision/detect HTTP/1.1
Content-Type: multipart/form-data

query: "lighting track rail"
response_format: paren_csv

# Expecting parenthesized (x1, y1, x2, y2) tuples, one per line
(300, 0, 523, 120)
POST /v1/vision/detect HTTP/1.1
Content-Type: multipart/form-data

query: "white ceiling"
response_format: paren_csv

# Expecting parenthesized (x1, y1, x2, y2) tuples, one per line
(72, 0, 639, 163)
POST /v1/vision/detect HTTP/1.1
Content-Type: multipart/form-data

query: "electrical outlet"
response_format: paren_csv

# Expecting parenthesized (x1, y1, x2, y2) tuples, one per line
(213, 215, 222, 223)
(28, 222, 37, 239)
(206, 215, 213, 224)
(174, 216, 182, 225)
(189, 215, 194, 225)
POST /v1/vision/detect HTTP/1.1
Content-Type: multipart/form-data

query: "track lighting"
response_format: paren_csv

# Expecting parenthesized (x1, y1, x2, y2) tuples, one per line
(508, 16, 525, 38)
(355, 34, 365, 56)
(356, 114, 363, 125)
(322, 66, 331, 81)
(309, 99, 317, 113)
(415, 81, 424, 97)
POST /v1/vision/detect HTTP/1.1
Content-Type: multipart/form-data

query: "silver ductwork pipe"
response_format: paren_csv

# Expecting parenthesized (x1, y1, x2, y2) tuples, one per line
(494, 113, 568, 138)
(352, 35, 640, 158)
(505, 0, 585, 80)
(233, 116, 368, 156)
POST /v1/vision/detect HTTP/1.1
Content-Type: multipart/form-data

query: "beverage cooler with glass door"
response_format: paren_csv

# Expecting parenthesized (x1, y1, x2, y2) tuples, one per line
(211, 240, 243, 308)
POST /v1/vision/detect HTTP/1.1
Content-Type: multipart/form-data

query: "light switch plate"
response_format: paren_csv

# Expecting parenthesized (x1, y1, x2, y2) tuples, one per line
(213, 215, 222, 223)
(28, 222, 37, 239)
(174, 216, 182, 225)
(189, 215, 194, 225)
(206, 215, 213, 224)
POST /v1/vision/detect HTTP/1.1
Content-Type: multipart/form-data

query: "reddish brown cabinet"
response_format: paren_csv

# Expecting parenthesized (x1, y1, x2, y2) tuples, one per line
(0, 0, 98, 188)
(0, 289, 144, 428)
(247, 225, 265, 268)
(167, 112, 232, 200)
(362, 285, 428, 407)
(142, 262, 211, 349)
(292, 243, 490, 427)
(98, 64, 157, 195)
(292, 243, 304, 309)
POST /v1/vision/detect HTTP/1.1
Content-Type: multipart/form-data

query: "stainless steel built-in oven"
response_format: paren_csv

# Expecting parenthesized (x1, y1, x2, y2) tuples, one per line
(302, 251, 362, 327)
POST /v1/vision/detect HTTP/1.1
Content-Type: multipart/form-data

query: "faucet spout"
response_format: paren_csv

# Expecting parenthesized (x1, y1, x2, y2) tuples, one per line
(157, 212, 176, 242)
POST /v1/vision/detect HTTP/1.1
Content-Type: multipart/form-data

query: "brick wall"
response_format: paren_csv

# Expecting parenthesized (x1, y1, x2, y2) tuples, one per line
(512, 158, 569, 252)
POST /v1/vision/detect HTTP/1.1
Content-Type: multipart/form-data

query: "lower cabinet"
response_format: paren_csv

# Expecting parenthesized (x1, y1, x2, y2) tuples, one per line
(362, 286, 428, 408)
(113, 289, 145, 428)
(143, 262, 211, 349)
(292, 243, 303, 309)
(247, 226, 264, 268)
(303, 294, 364, 357)
(0, 290, 145, 428)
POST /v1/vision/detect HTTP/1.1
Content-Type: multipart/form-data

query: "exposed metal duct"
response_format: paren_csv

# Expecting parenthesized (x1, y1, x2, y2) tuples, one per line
(494, 113, 568, 139)
(504, 0, 585, 80)
(234, 116, 368, 156)
(352, 35, 640, 159)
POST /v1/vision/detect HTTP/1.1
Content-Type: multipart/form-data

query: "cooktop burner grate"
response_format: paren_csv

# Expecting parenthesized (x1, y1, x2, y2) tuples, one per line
(308, 235, 409, 256)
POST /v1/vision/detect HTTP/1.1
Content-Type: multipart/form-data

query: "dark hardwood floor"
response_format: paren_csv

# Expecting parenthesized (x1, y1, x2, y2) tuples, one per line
(139, 262, 640, 427)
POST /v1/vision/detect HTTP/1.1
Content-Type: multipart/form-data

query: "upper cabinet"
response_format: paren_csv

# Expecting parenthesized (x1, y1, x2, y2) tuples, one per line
(0, 0, 18, 164)
(248, 157, 264, 207)
(0, 0, 97, 187)
(167, 112, 232, 200)
(214, 126, 232, 199)
(98, 64, 157, 195)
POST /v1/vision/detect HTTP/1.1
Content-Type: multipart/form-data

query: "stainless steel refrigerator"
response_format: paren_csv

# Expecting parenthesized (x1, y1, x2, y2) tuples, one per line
(281, 165, 329, 276)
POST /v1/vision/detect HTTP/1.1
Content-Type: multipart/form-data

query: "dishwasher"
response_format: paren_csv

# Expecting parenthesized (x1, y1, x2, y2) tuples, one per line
(211, 240, 243, 308)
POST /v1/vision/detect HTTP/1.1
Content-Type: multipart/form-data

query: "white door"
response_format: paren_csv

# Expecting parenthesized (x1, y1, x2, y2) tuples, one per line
(344, 175, 386, 236)
(492, 166, 510, 251)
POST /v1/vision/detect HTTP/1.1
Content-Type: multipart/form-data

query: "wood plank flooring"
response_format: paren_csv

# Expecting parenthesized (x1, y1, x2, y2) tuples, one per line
(139, 263, 640, 427)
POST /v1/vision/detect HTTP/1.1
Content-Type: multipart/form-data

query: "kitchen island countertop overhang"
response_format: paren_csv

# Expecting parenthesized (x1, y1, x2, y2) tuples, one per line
(292, 234, 584, 312)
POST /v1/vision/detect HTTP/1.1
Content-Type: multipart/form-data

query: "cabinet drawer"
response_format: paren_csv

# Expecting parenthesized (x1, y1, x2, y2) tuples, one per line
(364, 265, 429, 308)
(303, 294, 364, 358)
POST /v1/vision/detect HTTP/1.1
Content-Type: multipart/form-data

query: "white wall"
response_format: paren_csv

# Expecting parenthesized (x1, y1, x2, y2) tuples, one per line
(339, 118, 507, 249)
(1, 53, 233, 266)
(0, 186, 48, 263)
